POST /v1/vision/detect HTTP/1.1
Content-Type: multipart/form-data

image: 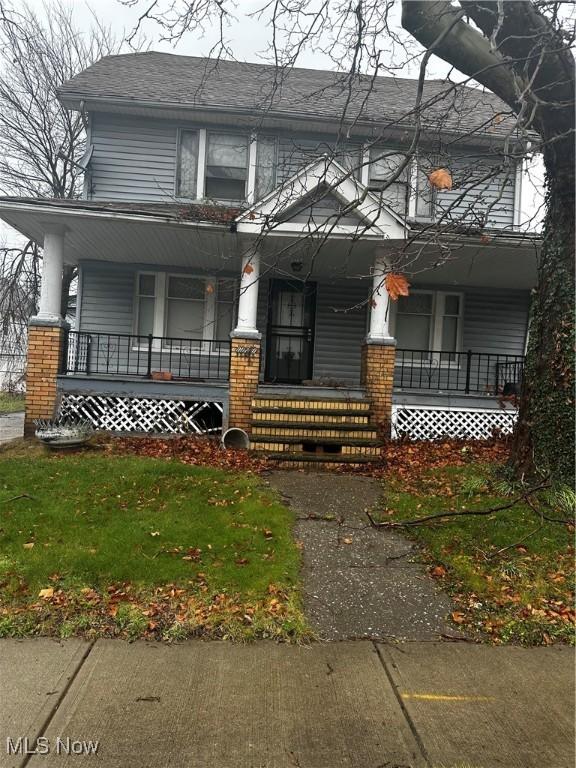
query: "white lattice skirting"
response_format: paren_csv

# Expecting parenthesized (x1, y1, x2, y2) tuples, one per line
(59, 394, 223, 434)
(392, 404, 517, 441)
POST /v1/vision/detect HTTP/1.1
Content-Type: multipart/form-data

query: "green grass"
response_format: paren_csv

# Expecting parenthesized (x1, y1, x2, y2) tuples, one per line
(0, 392, 25, 413)
(380, 463, 574, 645)
(0, 451, 307, 641)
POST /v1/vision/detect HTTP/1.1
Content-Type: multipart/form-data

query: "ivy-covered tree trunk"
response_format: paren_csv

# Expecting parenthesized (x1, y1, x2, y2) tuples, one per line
(401, 1, 575, 485)
(511, 152, 575, 486)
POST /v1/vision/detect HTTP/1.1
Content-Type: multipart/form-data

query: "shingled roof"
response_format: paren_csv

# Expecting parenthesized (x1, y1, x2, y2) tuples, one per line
(57, 52, 516, 139)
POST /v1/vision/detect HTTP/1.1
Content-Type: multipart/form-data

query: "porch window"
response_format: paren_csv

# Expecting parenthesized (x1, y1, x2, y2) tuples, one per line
(205, 132, 249, 201)
(395, 293, 434, 357)
(165, 276, 206, 339)
(136, 273, 156, 337)
(394, 290, 463, 359)
(368, 149, 409, 216)
(177, 130, 199, 199)
(134, 272, 236, 344)
(215, 280, 236, 340)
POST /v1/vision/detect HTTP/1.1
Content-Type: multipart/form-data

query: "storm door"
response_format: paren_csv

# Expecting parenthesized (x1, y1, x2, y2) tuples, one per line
(265, 280, 316, 383)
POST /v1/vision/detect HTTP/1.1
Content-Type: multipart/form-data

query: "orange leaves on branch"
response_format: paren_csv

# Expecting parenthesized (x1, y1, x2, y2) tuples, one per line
(428, 168, 452, 191)
(243, 262, 254, 275)
(385, 273, 410, 301)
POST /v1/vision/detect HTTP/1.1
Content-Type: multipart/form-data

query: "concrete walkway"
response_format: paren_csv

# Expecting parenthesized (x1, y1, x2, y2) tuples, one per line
(267, 471, 454, 641)
(0, 639, 573, 768)
(0, 411, 24, 443)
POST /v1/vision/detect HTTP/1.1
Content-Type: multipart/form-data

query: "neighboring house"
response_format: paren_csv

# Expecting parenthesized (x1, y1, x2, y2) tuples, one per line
(0, 53, 537, 465)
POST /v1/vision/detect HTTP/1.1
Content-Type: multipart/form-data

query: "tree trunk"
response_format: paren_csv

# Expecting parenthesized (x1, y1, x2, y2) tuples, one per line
(511, 149, 575, 486)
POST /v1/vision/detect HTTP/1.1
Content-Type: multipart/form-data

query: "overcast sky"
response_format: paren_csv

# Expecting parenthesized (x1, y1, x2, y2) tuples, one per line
(1, 0, 543, 246)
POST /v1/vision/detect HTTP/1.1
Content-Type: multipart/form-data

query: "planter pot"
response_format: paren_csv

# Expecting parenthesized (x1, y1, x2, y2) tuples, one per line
(34, 419, 94, 448)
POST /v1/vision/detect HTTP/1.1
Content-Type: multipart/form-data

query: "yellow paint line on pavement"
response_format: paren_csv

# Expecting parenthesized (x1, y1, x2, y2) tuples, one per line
(401, 692, 495, 702)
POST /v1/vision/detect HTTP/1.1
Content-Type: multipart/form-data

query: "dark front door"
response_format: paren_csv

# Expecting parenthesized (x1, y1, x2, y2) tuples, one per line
(265, 279, 316, 383)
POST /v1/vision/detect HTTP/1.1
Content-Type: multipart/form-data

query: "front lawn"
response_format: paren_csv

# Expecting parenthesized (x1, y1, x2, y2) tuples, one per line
(0, 391, 25, 413)
(379, 458, 574, 645)
(0, 448, 306, 641)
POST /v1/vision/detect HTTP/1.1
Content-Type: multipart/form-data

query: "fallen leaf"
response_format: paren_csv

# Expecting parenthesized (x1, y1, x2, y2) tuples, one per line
(38, 588, 54, 599)
(430, 565, 447, 578)
(23, 542, 34, 549)
(342, 537, 353, 545)
(451, 611, 466, 624)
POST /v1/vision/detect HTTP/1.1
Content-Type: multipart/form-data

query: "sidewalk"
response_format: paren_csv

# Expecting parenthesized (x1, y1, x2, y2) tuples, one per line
(0, 639, 573, 768)
(0, 411, 24, 443)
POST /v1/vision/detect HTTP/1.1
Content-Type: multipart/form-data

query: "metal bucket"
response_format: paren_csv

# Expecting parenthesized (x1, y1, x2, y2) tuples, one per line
(221, 427, 250, 450)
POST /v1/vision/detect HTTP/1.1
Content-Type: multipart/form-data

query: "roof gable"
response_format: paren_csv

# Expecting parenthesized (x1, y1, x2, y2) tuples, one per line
(236, 156, 408, 239)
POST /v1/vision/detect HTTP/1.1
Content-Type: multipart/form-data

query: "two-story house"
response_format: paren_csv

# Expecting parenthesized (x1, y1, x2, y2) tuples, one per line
(0, 52, 538, 466)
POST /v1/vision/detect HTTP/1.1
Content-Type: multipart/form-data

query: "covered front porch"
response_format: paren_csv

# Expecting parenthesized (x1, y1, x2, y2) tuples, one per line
(0, 193, 535, 445)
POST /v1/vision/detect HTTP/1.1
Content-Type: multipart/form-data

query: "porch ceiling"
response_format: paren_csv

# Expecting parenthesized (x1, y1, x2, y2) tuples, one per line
(0, 198, 538, 287)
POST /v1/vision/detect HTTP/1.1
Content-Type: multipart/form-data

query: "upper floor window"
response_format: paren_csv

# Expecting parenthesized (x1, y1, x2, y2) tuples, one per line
(415, 163, 436, 220)
(255, 136, 277, 201)
(205, 132, 249, 201)
(177, 130, 199, 199)
(368, 149, 409, 216)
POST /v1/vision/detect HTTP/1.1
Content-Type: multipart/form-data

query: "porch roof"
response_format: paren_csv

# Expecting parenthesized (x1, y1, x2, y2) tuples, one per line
(0, 196, 539, 288)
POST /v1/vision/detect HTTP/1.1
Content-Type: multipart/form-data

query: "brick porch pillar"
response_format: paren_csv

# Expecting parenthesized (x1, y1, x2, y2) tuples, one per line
(361, 341, 396, 438)
(24, 321, 68, 436)
(24, 225, 67, 437)
(363, 249, 396, 438)
(228, 246, 261, 433)
(228, 337, 261, 432)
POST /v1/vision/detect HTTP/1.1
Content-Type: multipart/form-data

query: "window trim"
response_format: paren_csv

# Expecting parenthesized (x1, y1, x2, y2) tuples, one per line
(204, 130, 251, 203)
(176, 127, 260, 203)
(391, 289, 464, 365)
(132, 271, 232, 353)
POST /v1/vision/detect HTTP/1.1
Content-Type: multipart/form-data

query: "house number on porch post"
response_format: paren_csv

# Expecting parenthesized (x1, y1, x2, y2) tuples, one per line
(235, 345, 259, 358)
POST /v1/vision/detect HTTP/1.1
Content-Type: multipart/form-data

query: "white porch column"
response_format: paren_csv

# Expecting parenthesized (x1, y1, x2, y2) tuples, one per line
(36, 226, 65, 322)
(367, 251, 395, 343)
(233, 247, 261, 338)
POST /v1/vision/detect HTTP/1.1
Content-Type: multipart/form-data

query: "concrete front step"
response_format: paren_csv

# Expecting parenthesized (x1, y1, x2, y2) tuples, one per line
(260, 451, 381, 465)
(251, 421, 377, 439)
(252, 411, 371, 425)
(251, 435, 382, 448)
(252, 396, 371, 413)
(253, 445, 382, 459)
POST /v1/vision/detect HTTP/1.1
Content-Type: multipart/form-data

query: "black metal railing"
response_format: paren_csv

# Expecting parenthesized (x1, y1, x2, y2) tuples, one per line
(395, 349, 525, 395)
(62, 331, 231, 381)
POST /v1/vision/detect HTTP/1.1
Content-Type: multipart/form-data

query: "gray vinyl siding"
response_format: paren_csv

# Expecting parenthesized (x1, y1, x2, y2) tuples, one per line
(79, 263, 134, 334)
(86, 112, 516, 228)
(78, 264, 529, 387)
(275, 136, 361, 184)
(435, 153, 515, 229)
(78, 263, 233, 379)
(89, 113, 177, 202)
(462, 289, 529, 355)
(393, 288, 529, 394)
(278, 189, 362, 227)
